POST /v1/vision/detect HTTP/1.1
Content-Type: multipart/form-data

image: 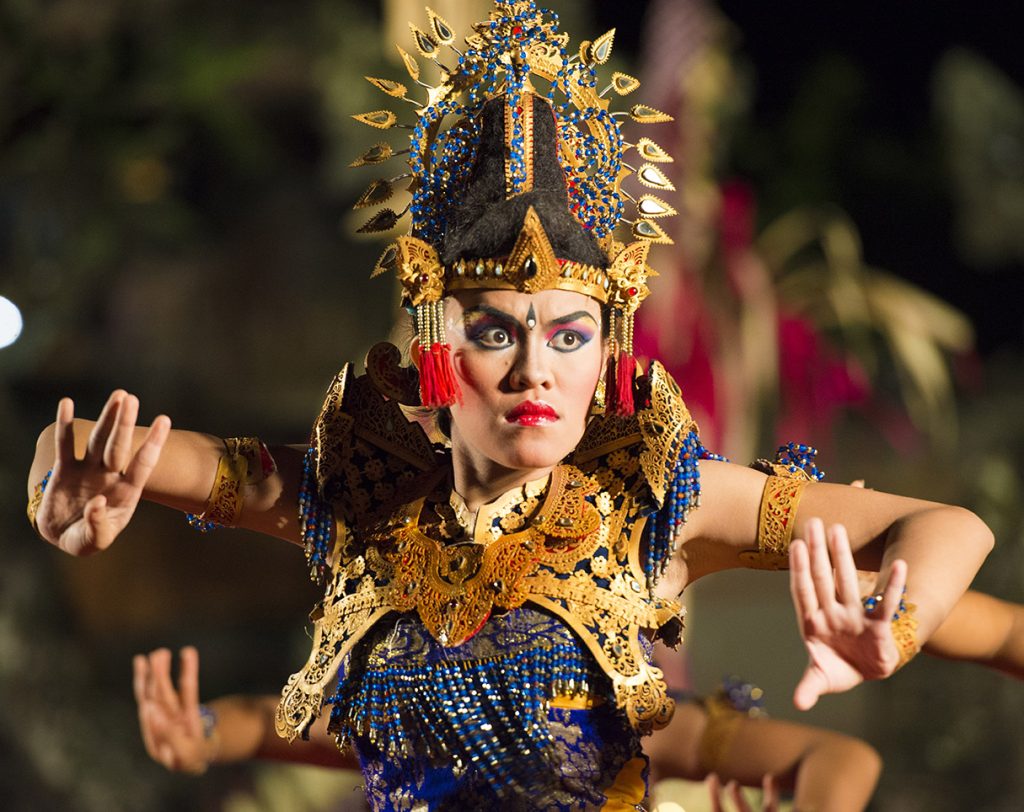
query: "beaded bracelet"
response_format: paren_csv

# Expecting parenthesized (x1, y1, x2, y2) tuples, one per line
(863, 591, 920, 670)
(26, 468, 53, 534)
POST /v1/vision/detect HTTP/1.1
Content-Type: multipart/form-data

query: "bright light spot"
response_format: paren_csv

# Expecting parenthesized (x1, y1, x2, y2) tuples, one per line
(0, 296, 24, 348)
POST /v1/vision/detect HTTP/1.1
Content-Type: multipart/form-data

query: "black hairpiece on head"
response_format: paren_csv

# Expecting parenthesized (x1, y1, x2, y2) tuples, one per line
(442, 95, 607, 269)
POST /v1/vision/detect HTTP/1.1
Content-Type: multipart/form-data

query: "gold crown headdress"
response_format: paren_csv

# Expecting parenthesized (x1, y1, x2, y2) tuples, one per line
(352, 1, 676, 412)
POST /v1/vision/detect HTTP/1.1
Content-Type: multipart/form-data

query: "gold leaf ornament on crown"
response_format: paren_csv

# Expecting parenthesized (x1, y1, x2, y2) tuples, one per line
(349, 1, 679, 249)
(347, 2, 679, 411)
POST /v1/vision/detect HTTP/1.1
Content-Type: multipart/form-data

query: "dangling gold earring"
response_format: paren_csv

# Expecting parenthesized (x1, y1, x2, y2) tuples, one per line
(591, 376, 607, 415)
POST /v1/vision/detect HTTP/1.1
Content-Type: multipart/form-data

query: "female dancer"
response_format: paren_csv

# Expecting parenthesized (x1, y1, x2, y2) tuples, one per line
(28, 3, 992, 808)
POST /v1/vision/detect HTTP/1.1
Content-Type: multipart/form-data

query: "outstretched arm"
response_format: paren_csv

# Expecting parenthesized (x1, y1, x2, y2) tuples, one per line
(647, 700, 880, 812)
(29, 390, 309, 555)
(677, 461, 993, 708)
(924, 590, 1024, 680)
(133, 647, 354, 772)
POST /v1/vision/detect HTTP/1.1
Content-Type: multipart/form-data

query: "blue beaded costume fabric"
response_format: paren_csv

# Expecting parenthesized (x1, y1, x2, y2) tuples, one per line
(275, 351, 702, 809)
(338, 608, 641, 810)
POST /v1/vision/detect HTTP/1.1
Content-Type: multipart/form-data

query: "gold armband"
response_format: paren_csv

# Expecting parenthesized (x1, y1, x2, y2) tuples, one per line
(738, 474, 808, 569)
(187, 437, 275, 532)
(758, 475, 808, 556)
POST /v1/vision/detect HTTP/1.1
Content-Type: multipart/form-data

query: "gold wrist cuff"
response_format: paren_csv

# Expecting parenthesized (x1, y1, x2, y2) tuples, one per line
(892, 600, 920, 671)
(27, 469, 52, 535)
(696, 697, 744, 775)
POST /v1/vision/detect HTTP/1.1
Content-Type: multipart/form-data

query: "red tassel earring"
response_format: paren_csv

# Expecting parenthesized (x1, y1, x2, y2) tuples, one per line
(605, 307, 637, 416)
(415, 300, 462, 409)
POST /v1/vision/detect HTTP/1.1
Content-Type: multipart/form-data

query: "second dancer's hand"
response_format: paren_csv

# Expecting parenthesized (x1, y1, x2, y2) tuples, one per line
(789, 518, 908, 710)
(35, 390, 170, 556)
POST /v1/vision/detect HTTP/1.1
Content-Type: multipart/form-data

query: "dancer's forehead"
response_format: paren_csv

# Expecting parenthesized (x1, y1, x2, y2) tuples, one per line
(449, 289, 601, 327)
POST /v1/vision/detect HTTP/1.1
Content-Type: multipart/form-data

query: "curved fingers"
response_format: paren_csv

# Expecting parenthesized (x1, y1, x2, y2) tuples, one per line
(86, 390, 126, 464)
(761, 774, 779, 812)
(878, 558, 908, 623)
(178, 647, 202, 740)
(104, 393, 139, 473)
(54, 398, 77, 467)
(789, 539, 819, 622)
(123, 415, 171, 490)
(805, 519, 838, 615)
(829, 524, 862, 612)
(133, 654, 161, 761)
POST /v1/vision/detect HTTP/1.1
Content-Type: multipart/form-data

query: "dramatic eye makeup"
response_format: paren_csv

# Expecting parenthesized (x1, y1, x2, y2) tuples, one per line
(545, 311, 597, 353)
(462, 306, 519, 350)
(461, 305, 598, 352)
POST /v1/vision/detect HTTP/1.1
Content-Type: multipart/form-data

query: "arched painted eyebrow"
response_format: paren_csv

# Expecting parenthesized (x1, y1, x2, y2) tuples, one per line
(461, 304, 517, 324)
(461, 305, 598, 327)
(550, 310, 598, 327)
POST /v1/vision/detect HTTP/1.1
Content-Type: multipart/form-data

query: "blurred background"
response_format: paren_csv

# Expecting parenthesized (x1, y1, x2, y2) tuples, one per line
(2, 0, 1022, 809)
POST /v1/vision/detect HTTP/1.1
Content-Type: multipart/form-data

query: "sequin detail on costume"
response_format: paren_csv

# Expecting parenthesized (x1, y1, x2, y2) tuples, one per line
(331, 607, 642, 810)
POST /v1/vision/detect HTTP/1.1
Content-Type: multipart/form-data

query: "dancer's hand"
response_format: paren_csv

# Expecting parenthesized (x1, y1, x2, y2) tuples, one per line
(789, 518, 907, 710)
(708, 773, 779, 812)
(134, 647, 214, 774)
(34, 390, 170, 555)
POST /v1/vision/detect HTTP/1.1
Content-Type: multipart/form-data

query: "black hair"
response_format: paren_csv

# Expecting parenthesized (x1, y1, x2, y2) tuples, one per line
(441, 95, 608, 269)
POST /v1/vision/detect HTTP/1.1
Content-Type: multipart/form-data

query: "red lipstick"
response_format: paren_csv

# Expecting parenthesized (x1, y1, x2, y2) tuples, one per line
(505, 400, 559, 426)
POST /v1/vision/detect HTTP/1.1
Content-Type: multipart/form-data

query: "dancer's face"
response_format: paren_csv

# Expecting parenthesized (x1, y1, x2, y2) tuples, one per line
(446, 289, 604, 473)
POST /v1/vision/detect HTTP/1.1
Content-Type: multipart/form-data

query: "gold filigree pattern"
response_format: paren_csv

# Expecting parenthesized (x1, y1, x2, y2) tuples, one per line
(445, 207, 610, 302)
(279, 365, 700, 741)
(635, 362, 696, 506)
(387, 527, 540, 646)
(893, 600, 920, 670)
(395, 236, 445, 306)
(606, 241, 656, 315)
(756, 475, 808, 560)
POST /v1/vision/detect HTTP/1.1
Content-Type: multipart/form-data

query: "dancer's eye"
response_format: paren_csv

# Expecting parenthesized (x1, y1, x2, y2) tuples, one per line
(548, 329, 591, 353)
(472, 325, 515, 349)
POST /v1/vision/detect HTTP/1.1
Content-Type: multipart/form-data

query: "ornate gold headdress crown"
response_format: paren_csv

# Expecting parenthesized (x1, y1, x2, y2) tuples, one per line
(351, 1, 677, 411)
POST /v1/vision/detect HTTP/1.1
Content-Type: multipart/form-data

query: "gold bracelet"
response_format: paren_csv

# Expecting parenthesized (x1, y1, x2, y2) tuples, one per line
(696, 695, 745, 774)
(186, 441, 249, 531)
(27, 469, 53, 535)
(891, 600, 920, 670)
(863, 591, 920, 671)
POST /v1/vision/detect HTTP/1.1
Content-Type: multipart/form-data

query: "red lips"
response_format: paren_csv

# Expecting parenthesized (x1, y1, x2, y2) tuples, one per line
(505, 400, 559, 426)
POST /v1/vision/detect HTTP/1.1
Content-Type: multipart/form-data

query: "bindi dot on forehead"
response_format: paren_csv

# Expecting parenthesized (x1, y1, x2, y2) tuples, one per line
(526, 303, 537, 330)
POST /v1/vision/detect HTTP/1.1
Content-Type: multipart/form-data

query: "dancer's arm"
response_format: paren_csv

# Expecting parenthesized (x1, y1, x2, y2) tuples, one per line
(924, 590, 1024, 680)
(678, 461, 993, 708)
(133, 647, 353, 773)
(29, 391, 307, 555)
(648, 701, 880, 812)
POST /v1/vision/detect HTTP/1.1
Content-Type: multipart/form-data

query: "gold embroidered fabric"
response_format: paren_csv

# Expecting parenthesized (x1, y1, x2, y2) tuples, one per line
(277, 353, 698, 741)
